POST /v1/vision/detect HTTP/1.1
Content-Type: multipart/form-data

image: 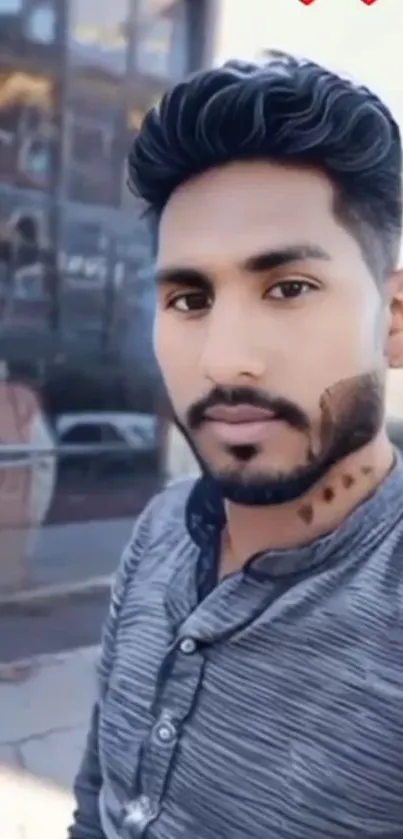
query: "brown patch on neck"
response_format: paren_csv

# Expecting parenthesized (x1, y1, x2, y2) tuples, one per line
(322, 486, 335, 503)
(361, 465, 374, 476)
(341, 473, 355, 489)
(298, 503, 314, 525)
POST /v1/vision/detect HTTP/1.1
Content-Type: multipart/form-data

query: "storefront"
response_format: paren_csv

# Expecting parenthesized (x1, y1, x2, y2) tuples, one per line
(0, 0, 214, 596)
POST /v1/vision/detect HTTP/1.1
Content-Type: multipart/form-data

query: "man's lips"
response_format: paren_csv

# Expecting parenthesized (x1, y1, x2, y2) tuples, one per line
(203, 405, 276, 424)
(202, 404, 280, 445)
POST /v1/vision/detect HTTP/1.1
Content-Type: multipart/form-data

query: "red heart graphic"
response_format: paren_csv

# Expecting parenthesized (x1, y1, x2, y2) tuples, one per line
(360, 0, 379, 4)
(298, 0, 317, 5)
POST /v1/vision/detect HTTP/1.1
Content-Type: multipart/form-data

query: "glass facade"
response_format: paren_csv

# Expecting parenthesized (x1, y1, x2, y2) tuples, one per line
(0, 0, 209, 596)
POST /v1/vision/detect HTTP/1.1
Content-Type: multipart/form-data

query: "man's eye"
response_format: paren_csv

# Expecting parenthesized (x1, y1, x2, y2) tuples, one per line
(169, 292, 211, 312)
(268, 281, 316, 300)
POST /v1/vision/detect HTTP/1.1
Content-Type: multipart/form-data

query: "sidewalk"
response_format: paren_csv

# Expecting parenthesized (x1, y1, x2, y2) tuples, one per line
(0, 646, 98, 839)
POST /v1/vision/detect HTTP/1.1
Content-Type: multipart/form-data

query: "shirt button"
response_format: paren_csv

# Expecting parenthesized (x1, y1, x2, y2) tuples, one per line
(179, 637, 197, 655)
(154, 718, 177, 745)
(122, 796, 152, 832)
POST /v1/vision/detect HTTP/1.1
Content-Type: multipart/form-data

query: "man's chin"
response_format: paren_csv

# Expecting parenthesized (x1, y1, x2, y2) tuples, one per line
(176, 429, 324, 505)
(201, 461, 330, 507)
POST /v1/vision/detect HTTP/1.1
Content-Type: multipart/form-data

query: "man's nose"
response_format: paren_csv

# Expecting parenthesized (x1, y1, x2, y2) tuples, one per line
(200, 305, 266, 386)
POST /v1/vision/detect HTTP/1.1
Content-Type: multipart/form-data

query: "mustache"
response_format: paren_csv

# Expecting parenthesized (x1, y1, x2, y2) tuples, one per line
(186, 386, 310, 432)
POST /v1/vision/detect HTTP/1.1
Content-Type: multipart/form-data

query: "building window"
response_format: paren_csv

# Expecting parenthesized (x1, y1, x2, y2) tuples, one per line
(68, 0, 130, 78)
(0, 0, 23, 11)
(66, 0, 131, 206)
(0, 70, 56, 191)
(134, 0, 189, 83)
(0, 0, 60, 47)
(24, 2, 56, 44)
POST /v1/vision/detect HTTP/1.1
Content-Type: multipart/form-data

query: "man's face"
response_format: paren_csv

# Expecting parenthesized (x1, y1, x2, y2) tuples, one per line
(154, 161, 393, 505)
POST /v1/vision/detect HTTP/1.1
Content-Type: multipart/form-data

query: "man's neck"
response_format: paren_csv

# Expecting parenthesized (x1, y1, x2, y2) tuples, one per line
(221, 432, 395, 575)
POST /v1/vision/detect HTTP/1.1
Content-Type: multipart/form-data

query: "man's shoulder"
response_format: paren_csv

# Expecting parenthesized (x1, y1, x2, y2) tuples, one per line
(150, 476, 198, 521)
(115, 478, 197, 590)
(112, 478, 199, 605)
(132, 476, 198, 549)
(160, 475, 199, 503)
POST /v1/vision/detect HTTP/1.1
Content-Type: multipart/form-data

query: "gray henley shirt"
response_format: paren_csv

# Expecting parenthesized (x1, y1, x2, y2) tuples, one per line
(69, 459, 403, 839)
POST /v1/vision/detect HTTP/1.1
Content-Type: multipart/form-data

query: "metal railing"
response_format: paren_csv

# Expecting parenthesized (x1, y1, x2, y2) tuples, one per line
(0, 441, 149, 461)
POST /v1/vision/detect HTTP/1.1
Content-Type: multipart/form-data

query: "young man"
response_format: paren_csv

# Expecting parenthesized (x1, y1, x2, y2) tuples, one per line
(69, 54, 403, 838)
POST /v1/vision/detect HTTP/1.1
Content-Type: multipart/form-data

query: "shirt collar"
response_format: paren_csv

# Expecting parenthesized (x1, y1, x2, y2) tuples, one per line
(185, 475, 226, 552)
(184, 456, 403, 579)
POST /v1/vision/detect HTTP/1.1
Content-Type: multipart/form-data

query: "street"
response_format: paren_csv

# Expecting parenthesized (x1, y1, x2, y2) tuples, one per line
(0, 585, 110, 839)
(0, 587, 109, 663)
(0, 645, 98, 839)
(0, 588, 108, 836)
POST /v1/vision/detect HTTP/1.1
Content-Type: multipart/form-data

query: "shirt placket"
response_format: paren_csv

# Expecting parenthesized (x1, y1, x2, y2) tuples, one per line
(120, 569, 274, 837)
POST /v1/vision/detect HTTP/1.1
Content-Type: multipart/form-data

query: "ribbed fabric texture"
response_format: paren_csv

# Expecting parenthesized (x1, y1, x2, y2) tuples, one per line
(70, 461, 403, 839)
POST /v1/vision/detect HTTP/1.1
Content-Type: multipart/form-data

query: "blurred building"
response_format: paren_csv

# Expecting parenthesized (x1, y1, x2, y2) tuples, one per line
(0, 0, 216, 595)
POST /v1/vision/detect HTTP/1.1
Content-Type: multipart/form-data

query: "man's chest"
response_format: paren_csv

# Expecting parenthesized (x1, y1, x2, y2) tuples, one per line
(99, 577, 403, 837)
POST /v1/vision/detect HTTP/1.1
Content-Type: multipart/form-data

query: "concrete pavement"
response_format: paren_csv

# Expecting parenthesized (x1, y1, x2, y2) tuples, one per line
(0, 587, 109, 663)
(0, 645, 98, 839)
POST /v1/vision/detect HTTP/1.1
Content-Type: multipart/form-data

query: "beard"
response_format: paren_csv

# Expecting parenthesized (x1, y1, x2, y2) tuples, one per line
(173, 372, 385, 506)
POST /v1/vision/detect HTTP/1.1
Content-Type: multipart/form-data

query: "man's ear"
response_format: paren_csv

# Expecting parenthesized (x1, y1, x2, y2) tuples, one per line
(386, 268, 403, 369)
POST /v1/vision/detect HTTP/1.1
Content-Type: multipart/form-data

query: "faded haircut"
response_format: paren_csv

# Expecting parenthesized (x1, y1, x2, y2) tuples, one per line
(128, 52, 403, 281)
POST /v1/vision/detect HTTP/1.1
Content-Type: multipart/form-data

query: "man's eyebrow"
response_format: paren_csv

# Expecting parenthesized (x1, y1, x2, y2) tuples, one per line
(155, 245, 330, 287)
(243, 245, 331, 273)
(155, 267, 211, 289)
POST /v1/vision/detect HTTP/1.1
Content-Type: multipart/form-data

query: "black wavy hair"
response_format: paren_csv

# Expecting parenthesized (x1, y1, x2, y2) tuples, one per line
(128, 52, 402, 280)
